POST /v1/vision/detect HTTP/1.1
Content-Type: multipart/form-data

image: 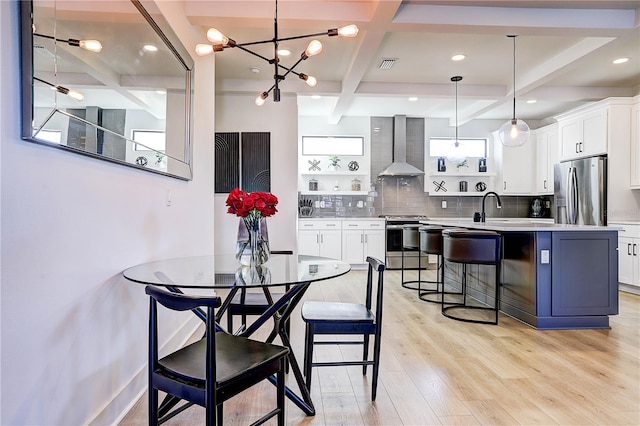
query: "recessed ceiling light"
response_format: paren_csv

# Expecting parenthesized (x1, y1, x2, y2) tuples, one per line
(311, 95, 321, 99)
(526, 99, 537, 104)
(250, 67, 261, 74)
(143, 44, 158, 52)
(408, 97, 418, 101)
(613, 57, 629, 64)
(451, 54, 466, 61)
(277, 48, 291, 56)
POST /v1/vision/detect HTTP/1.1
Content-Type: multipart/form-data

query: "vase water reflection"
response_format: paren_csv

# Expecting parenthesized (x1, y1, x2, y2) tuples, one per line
(236, 217, 270, 266)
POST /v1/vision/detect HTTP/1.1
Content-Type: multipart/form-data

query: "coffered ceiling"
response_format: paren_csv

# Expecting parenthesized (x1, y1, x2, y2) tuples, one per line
(184, 0, 640, 127)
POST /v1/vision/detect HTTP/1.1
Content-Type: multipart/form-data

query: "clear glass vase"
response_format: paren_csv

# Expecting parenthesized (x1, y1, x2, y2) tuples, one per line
(236, 216, 270, 266)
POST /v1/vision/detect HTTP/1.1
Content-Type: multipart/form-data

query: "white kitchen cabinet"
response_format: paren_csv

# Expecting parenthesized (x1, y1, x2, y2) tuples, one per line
(534, 124, 559, 195)
(557, 105, 608, 161)
(611, 222, 640, 292)
(298, 220, 342, 259)
(341, 219, 385, 264)
(493, 131, 534, 195)
(630, 101, 640, 189)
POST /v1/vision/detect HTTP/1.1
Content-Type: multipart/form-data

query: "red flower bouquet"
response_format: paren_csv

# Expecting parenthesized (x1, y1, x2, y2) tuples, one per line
(226, 188, 278, 266)
(226, 188, 278, 219)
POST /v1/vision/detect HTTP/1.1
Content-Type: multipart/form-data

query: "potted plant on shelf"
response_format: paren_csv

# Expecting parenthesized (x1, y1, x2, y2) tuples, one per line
(327, 155, 341, 171)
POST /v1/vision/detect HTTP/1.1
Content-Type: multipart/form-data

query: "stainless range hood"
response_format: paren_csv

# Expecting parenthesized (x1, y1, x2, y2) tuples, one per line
(378, 115, 425, 177)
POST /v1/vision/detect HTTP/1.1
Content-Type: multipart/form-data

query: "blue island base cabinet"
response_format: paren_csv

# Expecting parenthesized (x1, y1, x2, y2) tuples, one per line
(442, 230, 619, 330)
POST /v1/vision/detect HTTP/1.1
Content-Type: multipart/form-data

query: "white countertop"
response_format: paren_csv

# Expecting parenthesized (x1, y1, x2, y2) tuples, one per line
(420, 219, 618, 232)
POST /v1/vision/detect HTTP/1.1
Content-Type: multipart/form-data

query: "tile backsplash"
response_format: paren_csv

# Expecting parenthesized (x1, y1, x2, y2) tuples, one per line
(297, 115, 555, 220)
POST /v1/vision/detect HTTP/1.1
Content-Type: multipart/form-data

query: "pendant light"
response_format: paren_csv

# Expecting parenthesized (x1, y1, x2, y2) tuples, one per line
(498, 35, 529, 147)
(447, 76, 467, 163)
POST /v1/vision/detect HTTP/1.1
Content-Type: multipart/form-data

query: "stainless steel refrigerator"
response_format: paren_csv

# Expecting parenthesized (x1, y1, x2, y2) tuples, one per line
(554, 155, 607, 225)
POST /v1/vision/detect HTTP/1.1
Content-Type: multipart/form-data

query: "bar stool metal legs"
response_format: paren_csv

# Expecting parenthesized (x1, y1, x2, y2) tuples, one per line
(418, 226, 462, 305)
(440, 229, 502, 324)
(401, 224, 428, 291)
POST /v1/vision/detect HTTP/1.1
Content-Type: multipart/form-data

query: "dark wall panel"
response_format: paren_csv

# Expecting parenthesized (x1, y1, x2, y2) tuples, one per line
(214, 132, 240, 193)
(242, 132, 271, 192)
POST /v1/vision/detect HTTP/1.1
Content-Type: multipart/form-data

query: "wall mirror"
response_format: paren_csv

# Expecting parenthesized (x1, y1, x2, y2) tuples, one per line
(21, 0, 194, 180)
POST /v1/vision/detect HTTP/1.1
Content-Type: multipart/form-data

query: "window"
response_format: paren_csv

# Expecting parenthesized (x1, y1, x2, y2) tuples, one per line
(302, 136, 364, 156)
(429, 137, 487, 158)
(132, 130, 166, 151)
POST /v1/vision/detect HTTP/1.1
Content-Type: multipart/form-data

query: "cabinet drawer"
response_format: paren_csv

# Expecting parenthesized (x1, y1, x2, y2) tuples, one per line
(341, 220, 385, 230)
(299, 220, 341, 229)
(611, 223, 640, 238)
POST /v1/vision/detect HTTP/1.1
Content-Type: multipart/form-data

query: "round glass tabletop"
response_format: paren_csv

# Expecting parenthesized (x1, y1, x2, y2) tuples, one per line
(123, 253, 351, 289)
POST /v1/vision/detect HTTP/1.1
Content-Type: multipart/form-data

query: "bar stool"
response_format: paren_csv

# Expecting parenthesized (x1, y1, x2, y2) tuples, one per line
(401, 224, 428, 290)
(418, 226, 459, 304)
(441, 229, 502, 325)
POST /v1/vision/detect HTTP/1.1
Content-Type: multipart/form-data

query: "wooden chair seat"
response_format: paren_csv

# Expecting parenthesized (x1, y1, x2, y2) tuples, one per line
(302, 301, 374, 324)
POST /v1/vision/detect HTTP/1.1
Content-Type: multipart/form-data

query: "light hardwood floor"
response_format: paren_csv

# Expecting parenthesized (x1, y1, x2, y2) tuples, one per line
(120, 269, 640, 425)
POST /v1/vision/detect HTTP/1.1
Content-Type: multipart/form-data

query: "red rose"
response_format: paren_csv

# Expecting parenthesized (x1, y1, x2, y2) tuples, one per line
(225, 188, 278, 218)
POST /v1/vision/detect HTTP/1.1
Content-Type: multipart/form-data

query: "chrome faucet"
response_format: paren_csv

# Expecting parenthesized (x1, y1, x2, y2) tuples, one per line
(481, 191, 502, 222)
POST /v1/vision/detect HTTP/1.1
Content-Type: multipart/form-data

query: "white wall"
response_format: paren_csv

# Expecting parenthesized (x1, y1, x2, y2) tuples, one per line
(214, 94, 299, 255)
(0, 1, 216, 424)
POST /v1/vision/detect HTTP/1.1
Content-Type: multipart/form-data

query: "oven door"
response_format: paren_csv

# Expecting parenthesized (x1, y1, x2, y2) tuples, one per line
(385, 224, 429, 270)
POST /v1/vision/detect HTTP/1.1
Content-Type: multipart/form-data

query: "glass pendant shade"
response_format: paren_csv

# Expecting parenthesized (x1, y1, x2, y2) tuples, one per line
(500, 35, 529, 147)
(498, 118, 530, 147)
(446, 142, 467, 163)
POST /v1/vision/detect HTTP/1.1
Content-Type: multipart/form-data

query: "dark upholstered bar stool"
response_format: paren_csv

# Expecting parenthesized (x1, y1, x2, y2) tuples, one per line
(418, 226, 447, 304)
(401, 224, 428, 290)
(441, 229, 502, 324)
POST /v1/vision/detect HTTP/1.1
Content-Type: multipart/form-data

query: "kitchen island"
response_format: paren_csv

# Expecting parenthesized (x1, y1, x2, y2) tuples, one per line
(421, 219, 619, 330)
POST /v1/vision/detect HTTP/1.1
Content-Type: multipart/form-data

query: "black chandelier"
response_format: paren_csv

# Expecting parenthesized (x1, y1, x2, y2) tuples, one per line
(195, 0, 358, 105)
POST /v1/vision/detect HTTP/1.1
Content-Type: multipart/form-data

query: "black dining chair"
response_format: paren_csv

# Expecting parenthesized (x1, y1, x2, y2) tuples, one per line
(301, 256, 386, 401)
(226, 250, 293, 335)
(145, 285, 289, 426)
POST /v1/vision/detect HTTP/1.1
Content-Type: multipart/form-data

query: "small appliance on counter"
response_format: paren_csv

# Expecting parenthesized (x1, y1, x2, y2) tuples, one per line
(529, 197, 551, 218)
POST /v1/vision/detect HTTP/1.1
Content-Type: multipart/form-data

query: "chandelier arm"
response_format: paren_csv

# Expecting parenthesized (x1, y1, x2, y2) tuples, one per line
(234, 45, 273, 64)
(273, 32, 328, 42)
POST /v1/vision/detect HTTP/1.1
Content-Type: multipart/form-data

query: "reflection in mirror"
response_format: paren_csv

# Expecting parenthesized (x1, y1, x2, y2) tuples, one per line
(21, 0, 193, 180)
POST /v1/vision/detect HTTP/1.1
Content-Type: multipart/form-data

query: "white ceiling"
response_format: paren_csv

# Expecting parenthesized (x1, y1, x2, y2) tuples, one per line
(185, 0, 640, 127)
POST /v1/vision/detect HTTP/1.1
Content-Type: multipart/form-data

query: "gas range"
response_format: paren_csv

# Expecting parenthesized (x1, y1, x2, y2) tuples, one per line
(380, 215, 430, 270)
(379, 215, 429, 228)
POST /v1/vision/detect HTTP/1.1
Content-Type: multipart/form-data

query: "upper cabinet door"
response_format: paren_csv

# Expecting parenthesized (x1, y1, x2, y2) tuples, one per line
(535, 125, 558, 195)
(631, 102, 640, 189)
(494, 131, 535, 195)
(559, 108, 607, 161)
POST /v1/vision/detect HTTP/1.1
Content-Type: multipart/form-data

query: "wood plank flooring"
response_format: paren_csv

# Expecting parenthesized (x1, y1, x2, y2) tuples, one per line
(120, 269, 640, 425)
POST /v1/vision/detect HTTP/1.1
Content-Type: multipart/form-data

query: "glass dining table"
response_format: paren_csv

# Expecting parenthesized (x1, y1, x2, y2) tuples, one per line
(123, 253, 351, 416)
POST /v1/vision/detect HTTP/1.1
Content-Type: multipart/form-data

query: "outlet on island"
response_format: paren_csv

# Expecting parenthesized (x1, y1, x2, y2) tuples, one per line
(441, 200, 447, 209)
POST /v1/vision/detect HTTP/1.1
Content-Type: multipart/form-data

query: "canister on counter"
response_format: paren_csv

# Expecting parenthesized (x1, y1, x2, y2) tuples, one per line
(351, 178, 361, 191)
(459, 181, 468, 192)
(309, 179, 318, 191)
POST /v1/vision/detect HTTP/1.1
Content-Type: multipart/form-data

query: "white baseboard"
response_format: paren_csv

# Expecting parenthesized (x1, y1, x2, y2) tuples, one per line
(87, 316, 202, 425)
(620, 283, 640, 296)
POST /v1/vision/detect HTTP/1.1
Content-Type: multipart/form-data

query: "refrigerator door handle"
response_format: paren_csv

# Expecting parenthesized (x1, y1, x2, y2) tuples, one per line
(567, 166, 579, 224)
